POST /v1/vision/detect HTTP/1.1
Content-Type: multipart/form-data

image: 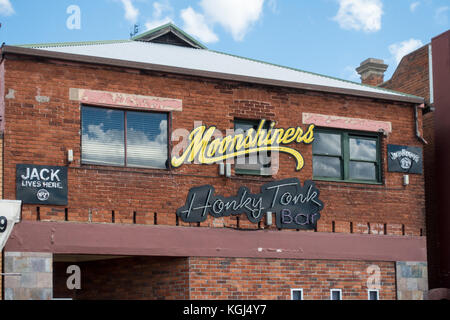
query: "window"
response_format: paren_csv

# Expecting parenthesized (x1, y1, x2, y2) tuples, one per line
(291, 289, 303, 300)
(368, 290, 379, 300)
(330, 289, 342, 300)
(81, 106, 168, 169)
(313, 129, 381, 183)
(234, 119, 271, 176)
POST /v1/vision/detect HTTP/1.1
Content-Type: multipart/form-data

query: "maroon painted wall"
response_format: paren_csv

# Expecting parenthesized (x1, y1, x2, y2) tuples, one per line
(432, 30, 450, 289)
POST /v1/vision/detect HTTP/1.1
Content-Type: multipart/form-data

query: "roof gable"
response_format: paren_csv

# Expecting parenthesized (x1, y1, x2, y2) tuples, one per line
(132, 23, 207, 49)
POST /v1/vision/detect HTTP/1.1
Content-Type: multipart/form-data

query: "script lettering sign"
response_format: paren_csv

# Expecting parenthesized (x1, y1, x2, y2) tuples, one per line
(176, 178, 324, 230)
(171, 120, 315, 171)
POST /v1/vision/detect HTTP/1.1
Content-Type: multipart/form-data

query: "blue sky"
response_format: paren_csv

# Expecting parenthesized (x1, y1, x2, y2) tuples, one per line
(0, 0, 449, 81)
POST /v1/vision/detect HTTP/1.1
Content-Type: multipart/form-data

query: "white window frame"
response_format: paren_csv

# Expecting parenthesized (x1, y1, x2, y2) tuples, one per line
(330, 289, 342, 300)
(368, 289, 379, 300)
(290, 288, 303, 300)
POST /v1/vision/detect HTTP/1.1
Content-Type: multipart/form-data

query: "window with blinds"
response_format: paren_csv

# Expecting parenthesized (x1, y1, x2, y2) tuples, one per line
(234, 119, 272, 176)
(81, 106, 168, 169)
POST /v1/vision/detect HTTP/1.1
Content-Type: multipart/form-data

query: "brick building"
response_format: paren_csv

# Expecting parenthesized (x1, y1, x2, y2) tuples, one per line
(0, 24, 428, 300)
(375, 29, 449, 300)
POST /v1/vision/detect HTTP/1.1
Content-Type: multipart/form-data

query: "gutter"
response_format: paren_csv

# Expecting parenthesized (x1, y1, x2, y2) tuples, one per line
(1, 45, 425, 105)
(415, 104, 428, 144)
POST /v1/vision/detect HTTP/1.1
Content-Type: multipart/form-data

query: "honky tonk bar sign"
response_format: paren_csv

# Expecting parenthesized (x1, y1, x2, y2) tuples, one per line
(177, 178, 324, 230)
(171, 120, 315, 171)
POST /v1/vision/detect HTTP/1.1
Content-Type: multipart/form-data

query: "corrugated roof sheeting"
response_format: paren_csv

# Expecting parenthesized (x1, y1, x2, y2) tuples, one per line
(8, 39, 422, 102)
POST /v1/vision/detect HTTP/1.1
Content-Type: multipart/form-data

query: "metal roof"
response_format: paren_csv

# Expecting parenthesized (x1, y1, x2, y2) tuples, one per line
(3, 25, 424, 104)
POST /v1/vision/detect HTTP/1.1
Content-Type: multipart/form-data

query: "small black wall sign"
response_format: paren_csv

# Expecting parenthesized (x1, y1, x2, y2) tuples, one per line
(176, 178, 324, 230)
(387, 145, 423, 174)
(16, 164, 68, 205)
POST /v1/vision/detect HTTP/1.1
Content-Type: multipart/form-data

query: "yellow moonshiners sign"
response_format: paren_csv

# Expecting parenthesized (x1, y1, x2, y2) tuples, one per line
(171, 120, 315, 171)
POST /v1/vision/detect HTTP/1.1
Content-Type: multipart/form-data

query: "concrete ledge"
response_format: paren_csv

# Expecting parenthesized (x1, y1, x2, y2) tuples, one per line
(303, 112, 392, 135)
(5, 221, 427, 262)
(69, 88, 183, 112)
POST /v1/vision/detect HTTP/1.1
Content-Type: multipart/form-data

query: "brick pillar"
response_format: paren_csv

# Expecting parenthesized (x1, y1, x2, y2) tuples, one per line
(356, 58, 388, 86)
(4, 252, 53, 300)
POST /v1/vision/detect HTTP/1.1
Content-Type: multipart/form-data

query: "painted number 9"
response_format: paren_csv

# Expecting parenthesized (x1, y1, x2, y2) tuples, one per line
(0, 216, 7, 233)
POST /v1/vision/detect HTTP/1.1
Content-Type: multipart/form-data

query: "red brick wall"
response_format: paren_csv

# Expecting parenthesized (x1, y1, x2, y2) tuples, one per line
(380, 43, 438, 286)
(362, 74, 384, 86)
(1, 55, 425, 236)
(381, 45, 430, 102)
(54, 257, 189, 300)
(53, 256, 396, 300)
(189, 257, 396, 300)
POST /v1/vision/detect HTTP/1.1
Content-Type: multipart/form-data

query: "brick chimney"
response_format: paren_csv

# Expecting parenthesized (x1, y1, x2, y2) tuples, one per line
(356, 58, 388, 86)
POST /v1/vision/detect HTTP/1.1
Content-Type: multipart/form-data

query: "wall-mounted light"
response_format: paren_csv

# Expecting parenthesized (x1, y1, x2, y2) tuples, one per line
(67, 149, 74, 163)
(403, 175, 410, 186)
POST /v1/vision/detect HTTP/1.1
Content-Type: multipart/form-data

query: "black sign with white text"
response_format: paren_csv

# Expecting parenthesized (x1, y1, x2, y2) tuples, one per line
(16, 164, 68, 205)
(176, 178, 324, 230)
(387, 145, 423, 174)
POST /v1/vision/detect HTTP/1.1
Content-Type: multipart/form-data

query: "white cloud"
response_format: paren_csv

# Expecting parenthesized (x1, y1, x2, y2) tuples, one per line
(0, 0, 14, 16)
(435, 6, 449, 26)
(389, 38, 424, 65)
(153, 1, 172, 18)
(333, 0, 383, 33)
(145, 17, 173, 31)
(268, 0, 279, 14)
(145, 1, 174, 31)
(181, 7, 218, 43)
(341, 65, 360, 82)
(410, 1, 420, 12)
(120, 0, 139, 24)
(199, 0, 265, 41)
